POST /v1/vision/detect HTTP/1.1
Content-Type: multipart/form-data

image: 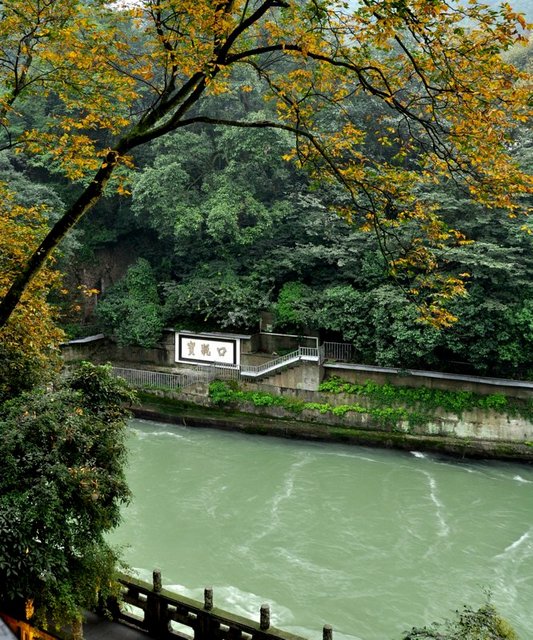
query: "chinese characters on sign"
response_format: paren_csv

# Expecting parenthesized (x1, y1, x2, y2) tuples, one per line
(176, 333, 238, 366)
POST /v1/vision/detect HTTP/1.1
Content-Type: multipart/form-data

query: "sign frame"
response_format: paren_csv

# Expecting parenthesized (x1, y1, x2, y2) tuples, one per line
(175, 333, 239, 367)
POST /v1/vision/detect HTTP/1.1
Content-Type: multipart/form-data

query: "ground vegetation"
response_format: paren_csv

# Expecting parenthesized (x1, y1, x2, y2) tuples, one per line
(401, 601, 518, 639)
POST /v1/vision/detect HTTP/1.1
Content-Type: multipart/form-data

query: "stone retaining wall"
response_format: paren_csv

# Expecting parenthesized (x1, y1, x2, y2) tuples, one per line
(146, 382, 533, 445)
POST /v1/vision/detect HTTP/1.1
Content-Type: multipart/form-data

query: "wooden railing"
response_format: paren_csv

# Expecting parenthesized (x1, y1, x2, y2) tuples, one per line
(0, 614, 55, 640)
(112, 571, 334, 640)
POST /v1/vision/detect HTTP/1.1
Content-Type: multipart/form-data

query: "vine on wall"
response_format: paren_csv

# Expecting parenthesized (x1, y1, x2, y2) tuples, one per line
(208, 377, 533, 430)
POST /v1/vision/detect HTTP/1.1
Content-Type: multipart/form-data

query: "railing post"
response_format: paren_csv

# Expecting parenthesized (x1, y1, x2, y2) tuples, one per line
(197, 587, 218, 640)
(260, 604, 270, 630)
(146, 569, 167, 638)
(153, 569, 162, 593)
(110, 573, 335, 640)
(204, 587, 213, 611)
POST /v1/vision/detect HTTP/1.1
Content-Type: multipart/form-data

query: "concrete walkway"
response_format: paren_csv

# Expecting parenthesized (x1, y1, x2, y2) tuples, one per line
(83, 612, 148, 640)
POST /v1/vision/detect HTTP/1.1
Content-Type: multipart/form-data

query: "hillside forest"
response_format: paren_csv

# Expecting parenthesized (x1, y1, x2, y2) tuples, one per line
(27, 52, 533, 379)
(0, 0, 531, 632)
(1, 0, 532, 388)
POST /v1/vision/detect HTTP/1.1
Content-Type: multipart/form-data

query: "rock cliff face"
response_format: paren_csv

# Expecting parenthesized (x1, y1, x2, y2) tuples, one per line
(63, 232, 157, 323)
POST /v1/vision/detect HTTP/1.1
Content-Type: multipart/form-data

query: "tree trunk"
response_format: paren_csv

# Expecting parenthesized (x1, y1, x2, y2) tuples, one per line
(71, 615, 83, 640)
(0, 151, 119, 329)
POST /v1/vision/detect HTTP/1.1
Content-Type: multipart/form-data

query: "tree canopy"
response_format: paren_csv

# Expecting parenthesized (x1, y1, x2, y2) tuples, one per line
(0, 362, 135, 629)
(0, 0, 531, 343)
(87, 101, 531, 376)
(0, 182, 64, 400)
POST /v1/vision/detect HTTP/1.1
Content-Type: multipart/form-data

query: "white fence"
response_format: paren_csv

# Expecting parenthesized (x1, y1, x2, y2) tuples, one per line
(240, 346, 322, 378)
(111, 346, 324, 390)
(323, 342, 354, 362)
(112, 367, 210, 390)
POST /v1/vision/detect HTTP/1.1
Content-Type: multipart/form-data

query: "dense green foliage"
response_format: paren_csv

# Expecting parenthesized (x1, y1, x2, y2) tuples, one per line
(3, 28, 532, 378)
(208, 377, 533, 429)
(0, 344, 52, 405)
(95, 259, 164, 347)
(69, 62, 531, 378)
(0, 363, 135, 628)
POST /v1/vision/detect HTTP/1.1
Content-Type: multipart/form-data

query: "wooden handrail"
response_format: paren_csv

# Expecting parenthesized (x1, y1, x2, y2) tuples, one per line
(0, 614, 56, 640)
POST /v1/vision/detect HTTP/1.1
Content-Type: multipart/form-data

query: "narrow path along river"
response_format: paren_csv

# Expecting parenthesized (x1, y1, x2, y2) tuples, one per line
(109, 419, 533, 640)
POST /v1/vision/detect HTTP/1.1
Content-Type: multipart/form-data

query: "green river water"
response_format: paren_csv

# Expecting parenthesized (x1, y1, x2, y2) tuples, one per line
(110, 419, 533, 640)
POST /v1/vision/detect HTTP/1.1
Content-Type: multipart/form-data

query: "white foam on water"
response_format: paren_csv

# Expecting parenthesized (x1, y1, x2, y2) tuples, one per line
(320, 451, 380, 464)
(421, 471, 449, 537)
(130, 427, 189, 442)
(165, 583, 295, 627)
(130, 418, 193, 442)
(274, 547, 340, 581)
(315, 448, 397, 466)
(222, 585, 294, 625)
(271, 470, 296, 516)
(165, 583, 191, 596)
(126, 566, 154, 582)
(147, 430, 188, 439)
(254, 453, 314, 539)
(491, 528, 533, 621)
(410, 451, 426, 458)
(495, 530, 531, 559)
(513, 475, 533, 484)
(505, 531, 530, 553)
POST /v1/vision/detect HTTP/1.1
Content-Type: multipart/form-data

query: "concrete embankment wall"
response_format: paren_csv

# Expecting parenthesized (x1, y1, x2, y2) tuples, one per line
(134, 396, 533, 462)
(136, 380, 533, 462)
(61, 333, 533, 458)
(257, 389, 532, 443)
(167, 383, 533, 443)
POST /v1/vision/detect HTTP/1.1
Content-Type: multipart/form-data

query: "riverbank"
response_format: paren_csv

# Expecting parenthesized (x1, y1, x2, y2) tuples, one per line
(133, 392, 533, 462)
(119, 416, 533, 640)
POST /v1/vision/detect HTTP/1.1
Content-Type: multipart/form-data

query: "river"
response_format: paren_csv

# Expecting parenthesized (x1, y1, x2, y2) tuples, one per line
(109, 419, 533, 640)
